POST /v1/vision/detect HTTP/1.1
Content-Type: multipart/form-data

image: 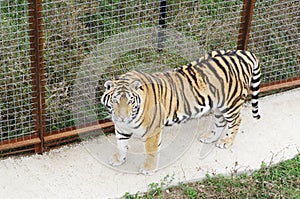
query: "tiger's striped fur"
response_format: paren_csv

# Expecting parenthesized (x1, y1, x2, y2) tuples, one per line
(101, 50, 260, 174)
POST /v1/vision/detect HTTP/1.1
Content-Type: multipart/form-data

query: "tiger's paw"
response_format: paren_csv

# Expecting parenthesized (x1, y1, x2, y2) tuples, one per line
(215, 137, 234, 149)
(199, 131, 218, 144)
(109, 153, 126, 166)
(139, 162, 156, 176)
(139, 167, 155, 176)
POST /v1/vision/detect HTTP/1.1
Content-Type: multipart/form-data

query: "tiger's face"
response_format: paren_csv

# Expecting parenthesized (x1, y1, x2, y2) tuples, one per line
(101, 79, 143, 123)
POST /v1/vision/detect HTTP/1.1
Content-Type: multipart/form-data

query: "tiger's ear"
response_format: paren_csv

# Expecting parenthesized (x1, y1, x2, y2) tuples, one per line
(104, 80, 114, 90)
(131, 80, 142, 91)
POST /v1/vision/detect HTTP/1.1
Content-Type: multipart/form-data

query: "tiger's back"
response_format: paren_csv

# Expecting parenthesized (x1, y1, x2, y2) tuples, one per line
(125, 50, 260, 129)
(175, 50, 260, 120)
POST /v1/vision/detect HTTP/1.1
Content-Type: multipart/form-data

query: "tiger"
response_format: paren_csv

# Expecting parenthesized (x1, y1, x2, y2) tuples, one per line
(101, 50, 261, 175)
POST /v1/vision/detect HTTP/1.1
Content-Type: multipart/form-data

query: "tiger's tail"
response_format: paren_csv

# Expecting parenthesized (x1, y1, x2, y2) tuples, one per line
(250, 54, 261, 119)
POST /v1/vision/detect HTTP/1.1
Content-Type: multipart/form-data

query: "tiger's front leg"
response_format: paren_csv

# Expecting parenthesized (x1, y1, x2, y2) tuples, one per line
(109, 130, 132, 166)
(139, 130, 162, 175)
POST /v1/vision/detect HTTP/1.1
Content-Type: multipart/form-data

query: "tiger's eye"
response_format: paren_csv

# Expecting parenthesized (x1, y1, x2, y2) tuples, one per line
(112, 96, 118, 103)
(128, 97, 134, 104)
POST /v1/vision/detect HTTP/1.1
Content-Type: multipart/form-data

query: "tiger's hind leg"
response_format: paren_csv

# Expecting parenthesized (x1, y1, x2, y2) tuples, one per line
(216, 112, 241, 149)
(199, 110, 227, 144)
(139, 130, 162, 175)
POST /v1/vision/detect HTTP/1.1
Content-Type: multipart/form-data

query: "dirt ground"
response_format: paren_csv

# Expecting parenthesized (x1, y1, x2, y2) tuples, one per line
(0, 88, 300, 199)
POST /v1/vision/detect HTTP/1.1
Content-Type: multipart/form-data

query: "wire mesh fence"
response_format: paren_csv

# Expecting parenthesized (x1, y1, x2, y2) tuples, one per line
(248, 0, 300, 85)
(44, 0, 244, 135)
(0, 0, 299, 154)
(0, 1, 35, 144)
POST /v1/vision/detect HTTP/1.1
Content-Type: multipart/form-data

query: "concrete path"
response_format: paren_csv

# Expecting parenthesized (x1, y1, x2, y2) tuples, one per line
(0, 88, 299, 199)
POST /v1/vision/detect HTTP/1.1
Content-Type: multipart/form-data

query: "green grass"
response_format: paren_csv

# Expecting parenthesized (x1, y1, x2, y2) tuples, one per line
(122, 154, 300, 198)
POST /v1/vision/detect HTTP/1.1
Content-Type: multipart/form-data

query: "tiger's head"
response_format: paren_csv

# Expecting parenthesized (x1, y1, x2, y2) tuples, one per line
(101, 79, 143, 123)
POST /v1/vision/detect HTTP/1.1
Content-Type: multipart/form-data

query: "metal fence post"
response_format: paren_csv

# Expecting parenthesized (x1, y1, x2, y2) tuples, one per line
(28, 0, 46, 153)
(237, 0, 256, 50)
(158, 0, 167, 51)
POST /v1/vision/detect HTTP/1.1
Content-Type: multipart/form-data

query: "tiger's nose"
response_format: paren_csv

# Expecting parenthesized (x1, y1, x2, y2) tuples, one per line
(119, 117, 125, 122)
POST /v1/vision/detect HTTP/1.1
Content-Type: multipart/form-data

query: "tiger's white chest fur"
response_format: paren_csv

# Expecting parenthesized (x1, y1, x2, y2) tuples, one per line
(114, 121, 147, 138)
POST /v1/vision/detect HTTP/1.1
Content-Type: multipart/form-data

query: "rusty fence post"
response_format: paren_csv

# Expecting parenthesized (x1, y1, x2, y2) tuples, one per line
(28, 0, 46, 153)
(237, 0, 256, 50)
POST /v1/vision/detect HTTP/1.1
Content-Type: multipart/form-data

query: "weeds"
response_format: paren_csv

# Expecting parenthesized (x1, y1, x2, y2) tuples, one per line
(180, 183, 198, 199)
(122, 154, 300, 198)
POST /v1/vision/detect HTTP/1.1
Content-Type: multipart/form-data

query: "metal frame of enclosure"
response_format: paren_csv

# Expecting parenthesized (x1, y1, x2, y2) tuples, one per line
(0, 0, 299, 156)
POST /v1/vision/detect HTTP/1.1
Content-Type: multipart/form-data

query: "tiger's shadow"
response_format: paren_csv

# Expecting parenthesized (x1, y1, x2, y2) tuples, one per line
(84, 114, 215, 174)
